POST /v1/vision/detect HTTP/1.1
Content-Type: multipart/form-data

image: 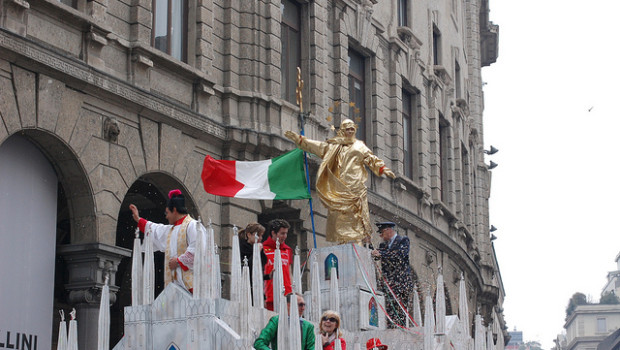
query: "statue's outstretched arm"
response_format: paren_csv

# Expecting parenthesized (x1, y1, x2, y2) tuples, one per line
(284, 130, 328, 158)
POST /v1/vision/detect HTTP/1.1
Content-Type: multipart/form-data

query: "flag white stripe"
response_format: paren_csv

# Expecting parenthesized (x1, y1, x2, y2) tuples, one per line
(234, 159, 276, 199)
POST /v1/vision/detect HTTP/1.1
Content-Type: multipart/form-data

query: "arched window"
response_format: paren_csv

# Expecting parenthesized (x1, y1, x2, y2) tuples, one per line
(368, 297, 379, 327)
(324, 253, 338, 280)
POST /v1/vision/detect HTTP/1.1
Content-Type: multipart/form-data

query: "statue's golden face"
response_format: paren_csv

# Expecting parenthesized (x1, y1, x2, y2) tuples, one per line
(344, 126, 356, 139)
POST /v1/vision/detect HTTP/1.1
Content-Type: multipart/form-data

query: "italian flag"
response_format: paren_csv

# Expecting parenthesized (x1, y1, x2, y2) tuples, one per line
(201, 149, 311, 200)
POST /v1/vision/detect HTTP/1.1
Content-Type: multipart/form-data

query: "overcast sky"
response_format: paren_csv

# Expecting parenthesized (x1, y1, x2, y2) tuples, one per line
(482, 1, 620, 349)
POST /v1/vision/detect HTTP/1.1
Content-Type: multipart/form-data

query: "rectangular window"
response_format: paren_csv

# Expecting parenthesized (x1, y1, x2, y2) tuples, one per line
(460, 144, 468, 220)
(348, 50, 366, 141)
(152, 0, 188, 61)
(403, 91, 412, 178)
(433, 25, 441, 65)
(455, 60, 461, 99)
(281, 0, 302, 104)
(397, 0, 408, 27)
(597, 318, 607, 333)
(439, 115, 449, 202)
(402, 89, 419, 180)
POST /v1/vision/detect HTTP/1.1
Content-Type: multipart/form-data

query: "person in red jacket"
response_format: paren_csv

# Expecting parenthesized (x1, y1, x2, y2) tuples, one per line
(320, 310, 346, 350)
(262, 218, 292, 311)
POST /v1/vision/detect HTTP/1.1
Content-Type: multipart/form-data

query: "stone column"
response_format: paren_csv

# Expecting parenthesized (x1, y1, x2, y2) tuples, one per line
(57, 243, 131, 350)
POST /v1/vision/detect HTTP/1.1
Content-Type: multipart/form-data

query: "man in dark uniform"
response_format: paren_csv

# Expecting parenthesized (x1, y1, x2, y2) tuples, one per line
(371, 222, 413, 328)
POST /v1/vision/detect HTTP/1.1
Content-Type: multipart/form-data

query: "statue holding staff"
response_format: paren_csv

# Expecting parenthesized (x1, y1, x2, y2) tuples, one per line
(285, 119, 395, 243)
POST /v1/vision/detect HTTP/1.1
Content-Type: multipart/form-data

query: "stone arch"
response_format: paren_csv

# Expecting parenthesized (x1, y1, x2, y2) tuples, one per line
(2, 129, 96, 244)
(112, 172, 199, 346)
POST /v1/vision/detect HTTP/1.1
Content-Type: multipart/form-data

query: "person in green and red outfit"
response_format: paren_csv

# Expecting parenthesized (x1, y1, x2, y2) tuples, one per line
(254, 293, 315, 350)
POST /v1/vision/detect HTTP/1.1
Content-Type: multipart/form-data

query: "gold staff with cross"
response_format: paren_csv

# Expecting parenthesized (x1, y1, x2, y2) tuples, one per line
(293, 66, 317, 248)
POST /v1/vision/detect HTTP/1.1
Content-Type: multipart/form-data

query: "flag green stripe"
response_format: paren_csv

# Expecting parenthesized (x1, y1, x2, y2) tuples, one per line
(268, 149, 311, 200)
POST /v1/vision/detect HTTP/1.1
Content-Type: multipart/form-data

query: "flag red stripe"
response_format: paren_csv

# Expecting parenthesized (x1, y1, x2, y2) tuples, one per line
(201, 155, 245, 197)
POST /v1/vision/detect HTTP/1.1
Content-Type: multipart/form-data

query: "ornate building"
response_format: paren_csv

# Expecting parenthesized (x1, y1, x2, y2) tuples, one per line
(0, 0, 504, 348)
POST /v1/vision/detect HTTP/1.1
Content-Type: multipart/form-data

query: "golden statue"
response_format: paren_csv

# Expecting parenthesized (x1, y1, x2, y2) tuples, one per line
(285, 119, 395, 243)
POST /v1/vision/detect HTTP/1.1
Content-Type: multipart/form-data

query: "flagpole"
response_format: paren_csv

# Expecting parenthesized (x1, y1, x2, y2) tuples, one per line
(296, 67, 317, 249)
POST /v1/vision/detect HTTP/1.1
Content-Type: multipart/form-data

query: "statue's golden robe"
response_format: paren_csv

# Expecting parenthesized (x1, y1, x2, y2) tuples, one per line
(297, 136, 387, 243)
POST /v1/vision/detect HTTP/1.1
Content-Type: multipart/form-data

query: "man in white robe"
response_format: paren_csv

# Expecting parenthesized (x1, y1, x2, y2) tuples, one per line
(129, 189, 199, 292)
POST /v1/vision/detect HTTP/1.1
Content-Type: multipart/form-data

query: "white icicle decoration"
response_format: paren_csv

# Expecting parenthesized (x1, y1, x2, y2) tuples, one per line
(293, 246, 302, 294)
(67, 309, 78, 350)
(131, 228, 142, 306)
(230, 225, 242, 302)
(289, 294, 302, 350)
(310, 253, 322, 323)
(240, 257, 252, 338)
(97, 274, 110, 350)
(252, 232, 264, 308)
(436, 269, 446, 335)
(56, 310, 67, 350)
(329, 267, 339, 314)
(193, 217, 206, 299)
(142, 226, 155, 305)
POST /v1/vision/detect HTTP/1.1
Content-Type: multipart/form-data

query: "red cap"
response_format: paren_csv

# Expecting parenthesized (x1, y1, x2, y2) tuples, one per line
(168, 189, 182, 198)
(366, 338, 388, 350)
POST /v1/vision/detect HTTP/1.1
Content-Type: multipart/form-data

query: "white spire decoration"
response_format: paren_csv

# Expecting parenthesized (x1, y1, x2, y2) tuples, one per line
(334, 333, 343, 350)
(131, 228, 142, 306)
(240, 258, 252, 338)
(98, 274, 110, 350)
(230, 225, 242, 302)
(214, 243, 222, 298)
(314, 325, 323, 350)
(459, 273, 470, 337)
(193, 217, 206, 299)
(272, 238, 284, 310)
(293, 246, 302, 294)
(329, 266, 340, 314)
(289, 294, 302, 350)
(486, 326, 494, 350)
(142, 226, 155, 305)
(252, 232, 264, 308)
(67, 309, 78, 350)
(474, 314, 485, 350)
(423, 287, 435, 350)
(205, 219, 217, 299)
(277, 275, 288, 350)
(56, 310, 67, 350)
(310, 253, 322, 323)
(436, 269, 446, 335)
(412, 287, 422, 327)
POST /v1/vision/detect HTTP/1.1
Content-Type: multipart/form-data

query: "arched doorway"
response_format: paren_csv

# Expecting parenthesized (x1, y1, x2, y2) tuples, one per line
(112, 174, 198, 345)
(0, 135, 59, 350)
(0, 130, 93, 349)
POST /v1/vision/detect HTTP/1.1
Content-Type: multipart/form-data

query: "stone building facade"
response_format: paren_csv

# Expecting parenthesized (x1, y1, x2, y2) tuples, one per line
(0, 0, 504, 348)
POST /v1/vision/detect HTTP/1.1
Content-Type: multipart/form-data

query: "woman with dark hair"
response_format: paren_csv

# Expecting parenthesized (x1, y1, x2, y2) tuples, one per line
(238, 222, 266, 286)
(320, 310, 346, 350)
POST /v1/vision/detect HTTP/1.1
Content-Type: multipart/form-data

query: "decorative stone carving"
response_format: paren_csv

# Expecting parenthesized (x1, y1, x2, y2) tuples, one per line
(104, 117, 120, 142)
(357, 0, 374, 48)
(131, 51, 153, 90)
(425, 250, 434, 265)
(85, 25, 109, 70)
